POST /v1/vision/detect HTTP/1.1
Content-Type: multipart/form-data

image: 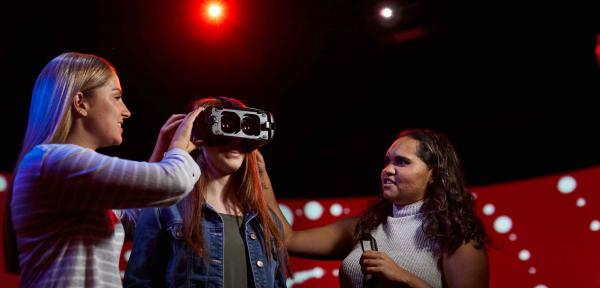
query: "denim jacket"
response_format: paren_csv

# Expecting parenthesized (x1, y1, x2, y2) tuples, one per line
(124, 204, 287, 288)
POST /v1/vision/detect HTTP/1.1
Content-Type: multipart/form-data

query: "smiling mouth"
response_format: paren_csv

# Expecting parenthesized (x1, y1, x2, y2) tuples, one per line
(383, 179, 395, 185)
(226, 150, 242, 156)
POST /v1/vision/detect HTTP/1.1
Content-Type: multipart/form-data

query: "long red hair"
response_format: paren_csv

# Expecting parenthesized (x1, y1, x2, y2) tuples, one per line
(181, 97, 285, 265)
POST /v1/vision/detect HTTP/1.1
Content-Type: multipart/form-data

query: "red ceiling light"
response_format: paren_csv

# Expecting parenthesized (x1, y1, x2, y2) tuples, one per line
(204, 2, 225, 24)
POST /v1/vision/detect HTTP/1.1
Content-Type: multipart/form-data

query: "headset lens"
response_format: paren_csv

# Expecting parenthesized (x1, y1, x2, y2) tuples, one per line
(220, 112, 240, 134)
(241, 115, 261, 136)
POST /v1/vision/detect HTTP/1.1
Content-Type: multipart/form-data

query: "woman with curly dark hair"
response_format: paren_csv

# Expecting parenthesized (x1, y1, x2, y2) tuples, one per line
(261, 128, 489, 288)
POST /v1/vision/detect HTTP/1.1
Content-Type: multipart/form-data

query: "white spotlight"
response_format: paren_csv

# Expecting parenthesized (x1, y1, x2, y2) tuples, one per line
(380, 7, 393, 18)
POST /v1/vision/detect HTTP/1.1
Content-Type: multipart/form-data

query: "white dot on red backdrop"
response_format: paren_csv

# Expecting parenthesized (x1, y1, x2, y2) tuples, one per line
(590, 220, 600, 232)
(0, 174, 7, 192)
(576, 197, 586, 207)
(509, 233, 517, 241)
(295, 209, 303, 216)
(493, 215, 513, 234)
(287, 267, 326, 287)
(279, 204, 294, 226)
(304, 201, 324, 220)
(330, 203, 343, 216)
(557, 175, 576, 194)
(528, 267, 537, 274)
(332, 269, 339, 277)
(315, 267, 324, 277)
(343, 207, 350, 214)
(534, 285, 548, 288)
(483, 204, 495, 216)
(518, 249, 531, 261)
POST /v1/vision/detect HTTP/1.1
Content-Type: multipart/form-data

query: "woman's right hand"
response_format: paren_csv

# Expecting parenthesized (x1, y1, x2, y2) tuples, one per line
(360, 251, 432, 287)
(168, 107, 205, 153)
(149, 114, 186, 162)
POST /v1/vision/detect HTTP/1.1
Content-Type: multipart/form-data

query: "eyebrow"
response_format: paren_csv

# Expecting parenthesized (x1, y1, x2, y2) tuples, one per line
(112, 88, 123, 94)
(386, 154, 410, 162)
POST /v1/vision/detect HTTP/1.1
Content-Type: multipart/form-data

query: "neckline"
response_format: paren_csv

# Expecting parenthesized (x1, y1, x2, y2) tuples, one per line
(218, 213, 243, 218)
(392, 201, 424, 218)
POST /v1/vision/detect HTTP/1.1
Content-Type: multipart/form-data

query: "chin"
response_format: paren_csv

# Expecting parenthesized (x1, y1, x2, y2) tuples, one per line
(221, 167, 241, 175)
(104, 138, 122, 148)
(225, 158, 244, 168)
(381, 189, 397, 202)
(220, 161, 243, 174)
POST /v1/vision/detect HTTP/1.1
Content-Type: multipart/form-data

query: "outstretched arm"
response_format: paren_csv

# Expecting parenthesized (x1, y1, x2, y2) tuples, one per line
(28, 109, 204, 211)
(286, 217, 358, 260)
(257, 151, 357, 260)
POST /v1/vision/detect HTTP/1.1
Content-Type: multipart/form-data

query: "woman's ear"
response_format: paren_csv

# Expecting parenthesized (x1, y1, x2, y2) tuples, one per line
(72, 92, 89, 117)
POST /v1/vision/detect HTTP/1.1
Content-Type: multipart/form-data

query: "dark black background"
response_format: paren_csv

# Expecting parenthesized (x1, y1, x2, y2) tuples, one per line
(1, 0, 599, 199)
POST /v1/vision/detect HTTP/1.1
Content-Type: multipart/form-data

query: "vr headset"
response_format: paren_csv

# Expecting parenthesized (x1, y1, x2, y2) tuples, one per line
(192, 105, 275, 151)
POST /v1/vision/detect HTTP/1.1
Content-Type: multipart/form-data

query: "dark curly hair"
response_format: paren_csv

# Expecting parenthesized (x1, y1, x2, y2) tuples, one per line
(354, 129, 488, 256)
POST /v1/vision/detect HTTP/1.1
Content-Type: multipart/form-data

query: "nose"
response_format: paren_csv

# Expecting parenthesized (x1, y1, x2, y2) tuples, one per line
(122, 102, 132, 119)
(382, 163, 395, 176)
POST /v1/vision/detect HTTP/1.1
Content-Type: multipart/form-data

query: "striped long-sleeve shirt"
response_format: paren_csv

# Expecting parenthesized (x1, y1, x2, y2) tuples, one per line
(11, 144, 201, 287)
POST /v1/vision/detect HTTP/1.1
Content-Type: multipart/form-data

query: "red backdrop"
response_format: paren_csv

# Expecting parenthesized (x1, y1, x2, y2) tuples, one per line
(1, 166, 599, 287)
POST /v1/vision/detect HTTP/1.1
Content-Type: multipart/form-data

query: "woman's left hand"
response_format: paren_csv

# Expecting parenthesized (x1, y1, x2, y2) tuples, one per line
(255, 149, 267, 176)
(360, 251, 431, 287)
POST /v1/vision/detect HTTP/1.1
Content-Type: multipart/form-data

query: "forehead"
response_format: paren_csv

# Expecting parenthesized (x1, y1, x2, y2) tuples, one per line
(107, 73, 121, 90)
(387, 136, 421, 157)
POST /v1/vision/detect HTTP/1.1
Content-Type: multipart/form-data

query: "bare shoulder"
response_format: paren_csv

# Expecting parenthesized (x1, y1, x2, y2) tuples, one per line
(442, 240, 489, 288)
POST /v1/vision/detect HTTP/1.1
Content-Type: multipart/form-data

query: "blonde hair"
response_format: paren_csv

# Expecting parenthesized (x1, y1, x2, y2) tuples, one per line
(4, 52, 116, 273)
(18, 52, 116, 162)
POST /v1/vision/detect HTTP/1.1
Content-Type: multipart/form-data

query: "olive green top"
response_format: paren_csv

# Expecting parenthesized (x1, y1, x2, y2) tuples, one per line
(220, 213, 251, 288)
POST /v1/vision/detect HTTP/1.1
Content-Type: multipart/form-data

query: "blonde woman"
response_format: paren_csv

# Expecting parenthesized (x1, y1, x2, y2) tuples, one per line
(3, 52, 202, 287)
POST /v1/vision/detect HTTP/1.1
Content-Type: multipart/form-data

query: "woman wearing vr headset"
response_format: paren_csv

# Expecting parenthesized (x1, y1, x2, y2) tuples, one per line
(262, 129, 489, 288)
(3, 52, 202, 287)
(124, 97, 288, 287)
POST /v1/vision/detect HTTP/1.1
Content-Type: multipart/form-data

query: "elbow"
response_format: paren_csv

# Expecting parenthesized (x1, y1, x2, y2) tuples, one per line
(169, 182, 195, 203)
(177, 181, 195, 197)
(171, 162, 200, 200)
(166, 168, 198, 201)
